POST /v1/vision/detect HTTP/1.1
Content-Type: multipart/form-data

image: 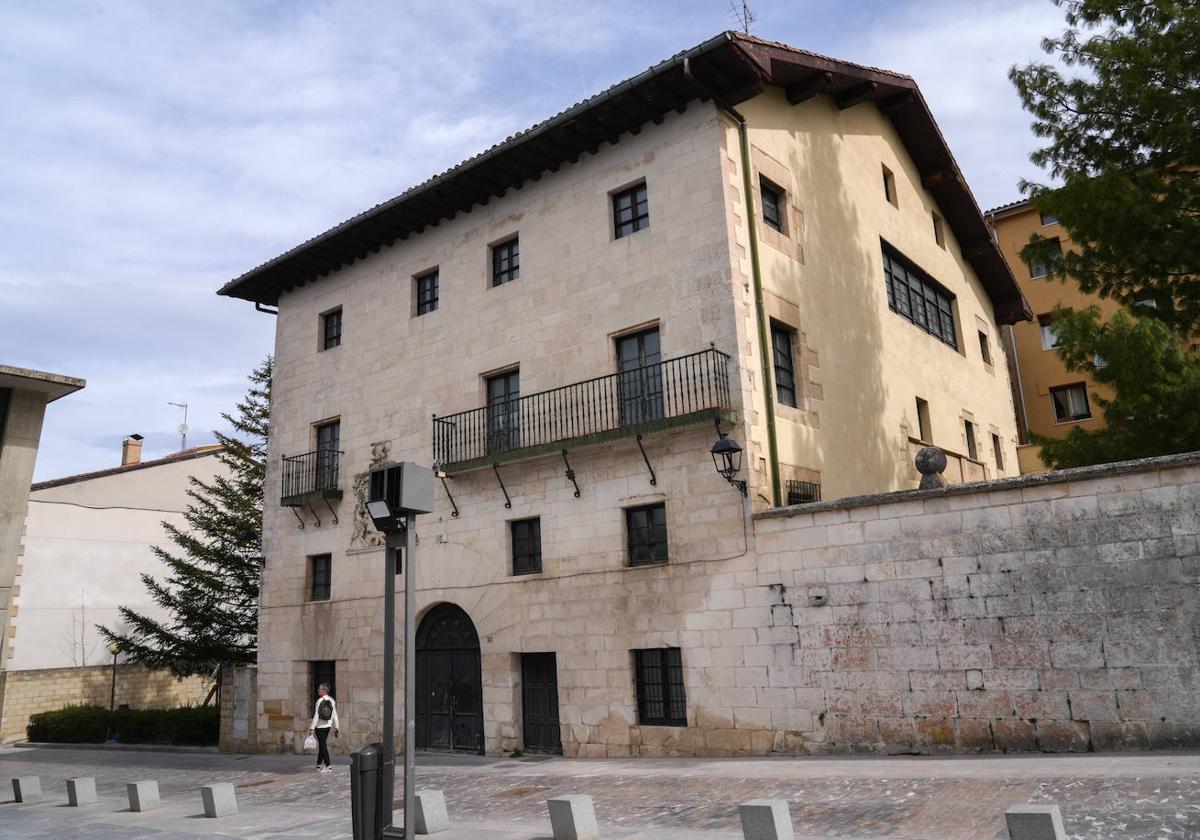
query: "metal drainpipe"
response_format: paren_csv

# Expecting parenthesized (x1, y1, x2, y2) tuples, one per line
(684, 58, 782, 507)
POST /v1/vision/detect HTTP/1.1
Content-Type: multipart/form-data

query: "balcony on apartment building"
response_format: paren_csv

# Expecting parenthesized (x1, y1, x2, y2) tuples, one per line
(280, 448, 343, 507)
(433, 347, 734, 474)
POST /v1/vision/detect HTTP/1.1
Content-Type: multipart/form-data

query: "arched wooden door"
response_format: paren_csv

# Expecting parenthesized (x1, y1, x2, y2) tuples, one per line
(415, 603, 483, 753)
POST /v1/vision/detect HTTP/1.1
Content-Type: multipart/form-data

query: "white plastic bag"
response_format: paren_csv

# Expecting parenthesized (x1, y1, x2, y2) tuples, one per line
(303, 734, 317, 751)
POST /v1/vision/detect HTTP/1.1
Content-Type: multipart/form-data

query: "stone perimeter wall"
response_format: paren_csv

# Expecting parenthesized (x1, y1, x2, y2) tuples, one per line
(752, 451, 1200, 754)
(0, 663, 208, 743)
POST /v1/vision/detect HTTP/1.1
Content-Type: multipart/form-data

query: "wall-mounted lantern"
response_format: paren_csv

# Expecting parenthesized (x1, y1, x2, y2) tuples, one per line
(710, 433, 747, 496)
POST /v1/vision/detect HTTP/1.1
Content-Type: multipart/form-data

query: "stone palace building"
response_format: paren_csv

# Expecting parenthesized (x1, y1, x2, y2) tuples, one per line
(219, 32, 1042, 757)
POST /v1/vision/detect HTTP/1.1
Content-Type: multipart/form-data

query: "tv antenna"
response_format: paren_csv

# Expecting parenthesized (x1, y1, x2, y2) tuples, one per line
(730, 0, 755, 34)
(168, 401, 189, 451)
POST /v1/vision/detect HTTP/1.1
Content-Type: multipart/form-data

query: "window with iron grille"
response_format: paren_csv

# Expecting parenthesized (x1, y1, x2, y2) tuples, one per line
(770, 321, 797, 408)
(882, 243, 957, 348)
(626, 503, 667, 566)
(310, 554, 331, 601)
(760, 177, 784, 233)
(321, 308, 342, 350)
(612, 183, 649, 238)
(511, 518, 541, 575)
(309, 660, 336, 701)
(785, 480, 821, 505)
(415, 269, 439, 315)
(492, 237, 519, 286)
(633, 647, 686, 726)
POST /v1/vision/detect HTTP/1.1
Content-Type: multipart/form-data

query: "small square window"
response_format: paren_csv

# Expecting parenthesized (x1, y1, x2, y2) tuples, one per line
(964, 420, 978, 461)
(1038, 314, 1061, 350)
(882, 165, 897, 207)
(633, 648, 686, 726)
(1051, 383, 1091, 423)
(511, 518, 542, 575)
(415, 269, 439, 315)
(613, 183, 649, 239)
(992, 433, 1004, 471)
(978, 330, 992, 366)
(770, 321, 797, 408)
(915, 397, 932, 443)
(309, 660, 336, 701)
(1029, 239, 1062, 278)
(760, 177, 784, 233)
(321, 308, 342, 350)
(932, 212, 945, 248)
(1039, 211, 1058, 226)
(492, 237, 519, 287)
(626, 503, 667, 566)
(309, 554, 331, 601)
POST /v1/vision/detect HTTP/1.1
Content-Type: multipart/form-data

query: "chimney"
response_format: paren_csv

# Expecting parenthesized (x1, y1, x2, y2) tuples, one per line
(122, 434, 144, 466)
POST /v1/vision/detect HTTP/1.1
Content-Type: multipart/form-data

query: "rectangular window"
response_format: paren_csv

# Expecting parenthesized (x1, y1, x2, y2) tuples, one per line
(964, 420, 978, 461)
(770, 321, 797, 408)
(932, 211, 945, 248)
(915, 397, 932, 443)
(786, 480, 821, 505)
(612, 183, 649, 238)
(882, 164, 897, 207)
(633, 648, 686, 726)
(760, 177, 784, 233)
(415, 269, 439, 315)
(978, 330, 992, 366)
(315, 420, 340, 490)
(626, 503, 668, 567)
(1051, 383, 1092, 423)
(511, 518, 542, 575)
(1029, 239, 1062, 278)
(616, 328, 663, 425)
(310, 554, 331, 601)
(1039, 211, 1058, 226)
(309, 660, 336, 701)
(486, 370, 521, 454)
(1038, 314, 1061, 350)
(1093, 352, 1107, 369)
(321, 308, 342, 350)
(492, 237, 519, 286)
(882, 243, 957, 348)
(992, 433, 1004, 471)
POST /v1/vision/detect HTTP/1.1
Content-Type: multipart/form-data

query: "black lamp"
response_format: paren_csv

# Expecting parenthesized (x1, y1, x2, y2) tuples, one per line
(710, 433, 747, 496)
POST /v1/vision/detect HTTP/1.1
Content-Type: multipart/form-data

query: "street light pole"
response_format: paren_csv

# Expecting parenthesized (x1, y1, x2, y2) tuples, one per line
(381, 530, 401, 835)
(108, 643, 120, 711)
(403, 513, 416, 840)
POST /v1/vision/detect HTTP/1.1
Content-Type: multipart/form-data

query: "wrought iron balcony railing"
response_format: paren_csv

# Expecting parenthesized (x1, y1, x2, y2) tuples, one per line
(433, 347, 732, 471)
(281, 449, 343, 505)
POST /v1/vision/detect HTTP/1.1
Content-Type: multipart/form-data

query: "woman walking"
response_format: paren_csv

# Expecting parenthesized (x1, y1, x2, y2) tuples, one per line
(309, 682, 339, 772)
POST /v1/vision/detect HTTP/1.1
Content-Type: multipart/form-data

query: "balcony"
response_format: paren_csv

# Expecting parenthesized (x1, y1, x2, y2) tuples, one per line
(280, 449, 343, 506)
(433, 347, 734, 473)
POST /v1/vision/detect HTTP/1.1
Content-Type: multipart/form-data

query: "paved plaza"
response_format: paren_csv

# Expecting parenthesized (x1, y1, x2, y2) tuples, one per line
(1, 745, 1199, 838)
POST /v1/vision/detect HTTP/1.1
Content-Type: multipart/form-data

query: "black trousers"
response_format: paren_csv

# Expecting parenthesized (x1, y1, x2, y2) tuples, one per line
(315, 726, 332, 767)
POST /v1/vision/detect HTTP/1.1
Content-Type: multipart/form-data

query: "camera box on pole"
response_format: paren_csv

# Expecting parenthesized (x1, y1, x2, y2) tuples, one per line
(369, 463, 434, 517)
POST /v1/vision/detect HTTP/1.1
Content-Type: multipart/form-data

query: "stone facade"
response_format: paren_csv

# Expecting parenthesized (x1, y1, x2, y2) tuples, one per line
(0, 663, 208, 743)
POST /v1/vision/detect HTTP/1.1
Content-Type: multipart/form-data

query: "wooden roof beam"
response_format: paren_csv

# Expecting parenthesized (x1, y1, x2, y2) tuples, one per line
(786, 72, 834, 105)
(836, 81, 878, 110)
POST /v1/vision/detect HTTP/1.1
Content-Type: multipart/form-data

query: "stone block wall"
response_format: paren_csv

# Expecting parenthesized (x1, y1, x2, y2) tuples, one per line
(0, 663, 209, 742)
(219, 665, 258, 752)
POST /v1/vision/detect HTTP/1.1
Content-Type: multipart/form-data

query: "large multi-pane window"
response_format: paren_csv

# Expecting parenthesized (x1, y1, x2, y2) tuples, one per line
(492, 237, 519, 286)
(415, 269, 439, 315)
(315, 420, 340, 490)
(321, 308, 342, 350)
(760, 177, 784, 233)
(626, 503, 668, 566)
(486, 370, 521, 454)
(883, 243, 957, 348)
(511, 518, 541, 575)
(309, 660, 336, 701)
(616, 328, 663, 425)
(310, 554, 331, 601)
(633, 648, 686, 726)
(1051, 383, 1091, 423)
(770, 321, 797, 408)
(612, 183, 649, 238)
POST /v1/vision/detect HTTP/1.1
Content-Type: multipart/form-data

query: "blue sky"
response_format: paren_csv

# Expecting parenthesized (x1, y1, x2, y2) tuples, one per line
(1, 0, 1066, 481)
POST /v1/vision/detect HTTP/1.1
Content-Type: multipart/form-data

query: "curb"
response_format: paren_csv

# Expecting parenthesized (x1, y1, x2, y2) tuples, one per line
(12, 741, 219, 755)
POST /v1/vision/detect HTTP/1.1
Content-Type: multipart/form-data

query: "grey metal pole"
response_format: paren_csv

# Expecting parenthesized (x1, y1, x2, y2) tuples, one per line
(382, 530, 401, 836)
(403, 514, 416, 840)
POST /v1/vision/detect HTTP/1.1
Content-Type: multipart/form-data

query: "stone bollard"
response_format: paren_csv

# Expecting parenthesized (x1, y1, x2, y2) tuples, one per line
(915, 445, 948, 490)
(66, 777, 98, 806)
(547, 794, 599, 840)
(413, 789, 450, 834)
(738, 799, 795, 840)
(1005, 804, 1067, 840)
(201, 783, 239, 818)
(12, 776, 42, 803)
(126, 780, 160, 812)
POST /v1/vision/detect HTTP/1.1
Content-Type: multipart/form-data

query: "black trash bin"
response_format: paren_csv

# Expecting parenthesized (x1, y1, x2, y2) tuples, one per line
(350, 743, 382, 840)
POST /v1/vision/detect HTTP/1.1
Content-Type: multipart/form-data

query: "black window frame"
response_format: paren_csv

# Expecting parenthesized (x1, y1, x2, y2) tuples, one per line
(309, 660, 336, 701)
(882, 242, 958, 349)
(1051, 382, 1092, 423)
(1039, 211, 1058, 226)
(612, 182, 649, 239)
(492, 236, 520, 287)
(321, 308, 342, 351)
(626, 502, 668, 567)
(415, 269, 439, 315)
(633, 647, 686, 726)
(964, 420, 978, 461)
(992, 433, 1005, 470)
(510, 517, 542, 575)
(770, 321, 798, 408)
(486, 369, 521, 454)
(760, 176, 784, 233)
(309, 553, 332, 601)
(978, 330, 992, 365)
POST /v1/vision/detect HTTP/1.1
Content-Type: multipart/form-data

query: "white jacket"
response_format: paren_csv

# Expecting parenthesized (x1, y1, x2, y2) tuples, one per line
(310, 696, 339, 730)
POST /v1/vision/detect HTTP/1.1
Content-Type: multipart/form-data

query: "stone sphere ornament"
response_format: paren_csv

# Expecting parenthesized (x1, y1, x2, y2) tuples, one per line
(915, 446, 947, 490)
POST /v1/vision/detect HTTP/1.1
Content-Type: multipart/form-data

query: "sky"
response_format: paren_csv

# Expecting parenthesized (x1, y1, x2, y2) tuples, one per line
(1, 0, 1067, 481)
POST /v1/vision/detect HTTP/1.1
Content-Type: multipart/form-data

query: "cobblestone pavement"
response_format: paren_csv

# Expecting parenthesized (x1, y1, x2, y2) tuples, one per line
(2, 746, 1199, 838)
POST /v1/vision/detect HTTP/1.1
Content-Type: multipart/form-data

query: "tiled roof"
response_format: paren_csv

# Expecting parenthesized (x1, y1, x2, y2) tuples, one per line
(31, 445, 223, 491)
